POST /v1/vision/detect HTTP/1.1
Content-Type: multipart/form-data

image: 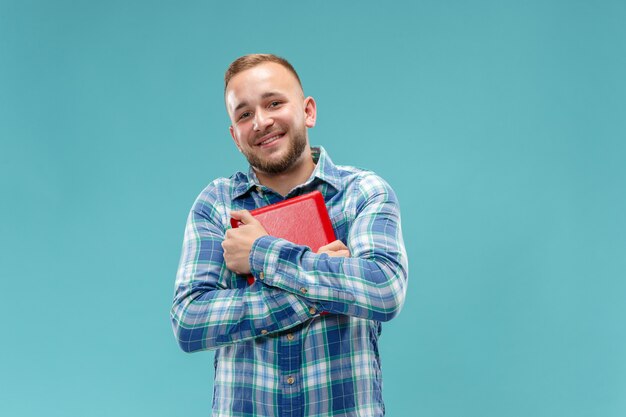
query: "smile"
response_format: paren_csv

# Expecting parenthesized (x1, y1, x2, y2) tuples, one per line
(256, 132, 285, 147)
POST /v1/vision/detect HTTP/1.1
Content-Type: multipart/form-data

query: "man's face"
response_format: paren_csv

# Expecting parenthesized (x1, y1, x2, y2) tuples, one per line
(225, 62, 316, 175)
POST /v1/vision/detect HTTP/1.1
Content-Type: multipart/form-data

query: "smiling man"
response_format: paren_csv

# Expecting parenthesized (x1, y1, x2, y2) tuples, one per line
(171, 54, 408, 417)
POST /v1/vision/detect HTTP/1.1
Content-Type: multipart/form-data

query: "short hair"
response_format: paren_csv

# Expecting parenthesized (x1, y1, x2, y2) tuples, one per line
(224, 54, 302, 92)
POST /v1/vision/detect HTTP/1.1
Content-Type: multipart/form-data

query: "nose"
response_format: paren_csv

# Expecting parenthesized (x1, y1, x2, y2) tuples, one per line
(252, 109, 273, 131)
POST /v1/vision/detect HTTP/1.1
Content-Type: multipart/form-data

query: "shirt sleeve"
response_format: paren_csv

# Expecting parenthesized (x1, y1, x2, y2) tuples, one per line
(170, 190, 317, 353)
(249, 173, 409, 322)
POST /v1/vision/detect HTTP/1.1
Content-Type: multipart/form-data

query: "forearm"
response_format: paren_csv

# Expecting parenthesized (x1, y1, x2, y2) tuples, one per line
(250, 236, 407, 321)
(170, 279, 314, 352)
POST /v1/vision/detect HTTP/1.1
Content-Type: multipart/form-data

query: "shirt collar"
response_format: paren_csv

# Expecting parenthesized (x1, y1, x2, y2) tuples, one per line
(231, 146, 342, 199)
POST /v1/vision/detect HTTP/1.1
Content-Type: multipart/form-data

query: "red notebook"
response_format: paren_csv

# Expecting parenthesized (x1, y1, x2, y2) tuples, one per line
(230, 191, 336, 285)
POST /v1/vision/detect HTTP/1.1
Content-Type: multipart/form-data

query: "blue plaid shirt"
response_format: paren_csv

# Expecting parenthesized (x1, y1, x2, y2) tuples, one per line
(171, 147, 408, 417)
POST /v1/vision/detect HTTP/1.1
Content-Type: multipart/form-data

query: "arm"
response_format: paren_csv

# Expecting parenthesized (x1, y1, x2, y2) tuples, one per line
(170, 194, 317, 353)
(250, 174, 409, 322)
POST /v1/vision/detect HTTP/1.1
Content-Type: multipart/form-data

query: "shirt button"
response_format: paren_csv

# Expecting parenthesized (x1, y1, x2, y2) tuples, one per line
(261, 329, 268, 335)
(259, 272, 265, 280)
(287, 333, 294, 341)
(309, 307, 317, 315)
(287, 376, 295, 385)
(300, 287, 307, 294)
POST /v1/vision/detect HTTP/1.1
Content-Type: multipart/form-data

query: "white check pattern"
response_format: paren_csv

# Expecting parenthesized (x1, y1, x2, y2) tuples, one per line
(171, 147, 408, 417)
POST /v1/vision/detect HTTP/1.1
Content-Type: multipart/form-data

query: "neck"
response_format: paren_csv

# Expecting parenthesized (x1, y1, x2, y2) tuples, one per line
(255, 147, 316, 197)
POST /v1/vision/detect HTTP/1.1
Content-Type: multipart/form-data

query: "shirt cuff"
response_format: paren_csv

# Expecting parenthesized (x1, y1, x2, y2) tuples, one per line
(249, 235, 354, 315)
(250, 236, 324, 316)
(249, 235, 281, 283)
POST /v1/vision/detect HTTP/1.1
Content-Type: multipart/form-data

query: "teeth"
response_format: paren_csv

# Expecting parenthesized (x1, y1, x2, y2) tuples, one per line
(260, 134, 281, 145)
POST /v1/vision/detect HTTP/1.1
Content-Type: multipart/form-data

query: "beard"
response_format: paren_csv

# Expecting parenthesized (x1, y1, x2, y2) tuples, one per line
(242, 127, 308, 175)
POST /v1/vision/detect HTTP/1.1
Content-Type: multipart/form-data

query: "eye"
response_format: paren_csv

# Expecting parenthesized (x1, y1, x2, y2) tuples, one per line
(238, 111, 251, 121)
(269, 101, 281, 108)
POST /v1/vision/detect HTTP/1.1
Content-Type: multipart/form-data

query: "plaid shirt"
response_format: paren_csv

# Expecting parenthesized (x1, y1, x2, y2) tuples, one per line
(171, 147, 408, 417)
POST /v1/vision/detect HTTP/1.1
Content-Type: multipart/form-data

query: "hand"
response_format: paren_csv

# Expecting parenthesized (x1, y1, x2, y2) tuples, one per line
(317, 240, 351, 258)
(222, 210, 268, 274)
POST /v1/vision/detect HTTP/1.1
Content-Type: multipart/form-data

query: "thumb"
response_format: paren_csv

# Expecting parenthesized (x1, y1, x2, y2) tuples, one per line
(230, 209, 257, 225)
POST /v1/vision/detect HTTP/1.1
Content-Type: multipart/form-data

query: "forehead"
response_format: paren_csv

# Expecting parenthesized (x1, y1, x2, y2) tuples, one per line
(225, 62, 302, 114)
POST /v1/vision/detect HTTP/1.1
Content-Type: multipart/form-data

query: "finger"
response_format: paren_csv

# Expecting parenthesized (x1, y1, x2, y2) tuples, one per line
(319, 240, 348, 252)
(230, 209, 257, 225)
(317, 242, 333, 252)
(324, 249, 351, 258)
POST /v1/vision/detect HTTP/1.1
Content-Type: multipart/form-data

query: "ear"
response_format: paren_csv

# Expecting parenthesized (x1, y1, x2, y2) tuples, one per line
(304, 96, 317, 128)
(229, 125, 242, 152)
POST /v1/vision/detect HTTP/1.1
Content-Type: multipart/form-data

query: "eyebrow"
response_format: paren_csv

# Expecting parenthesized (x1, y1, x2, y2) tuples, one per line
(233, 91, 285, 113)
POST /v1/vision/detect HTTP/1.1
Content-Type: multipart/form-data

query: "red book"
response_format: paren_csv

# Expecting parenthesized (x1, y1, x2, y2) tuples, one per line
(230, 191, 336, 285)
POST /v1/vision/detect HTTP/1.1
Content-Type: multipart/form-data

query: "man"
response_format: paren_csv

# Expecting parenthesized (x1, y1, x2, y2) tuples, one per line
(171, 54, 408, 417)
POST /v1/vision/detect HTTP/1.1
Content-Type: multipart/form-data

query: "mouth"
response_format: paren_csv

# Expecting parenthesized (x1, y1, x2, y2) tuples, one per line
(255, 131, 285, 147)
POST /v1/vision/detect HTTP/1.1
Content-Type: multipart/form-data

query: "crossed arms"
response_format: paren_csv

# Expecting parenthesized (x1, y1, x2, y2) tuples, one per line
(170, 174, 408, 352)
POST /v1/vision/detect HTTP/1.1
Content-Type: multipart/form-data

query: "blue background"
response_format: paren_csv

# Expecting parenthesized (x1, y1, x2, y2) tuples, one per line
(1, 1, 625, 416)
